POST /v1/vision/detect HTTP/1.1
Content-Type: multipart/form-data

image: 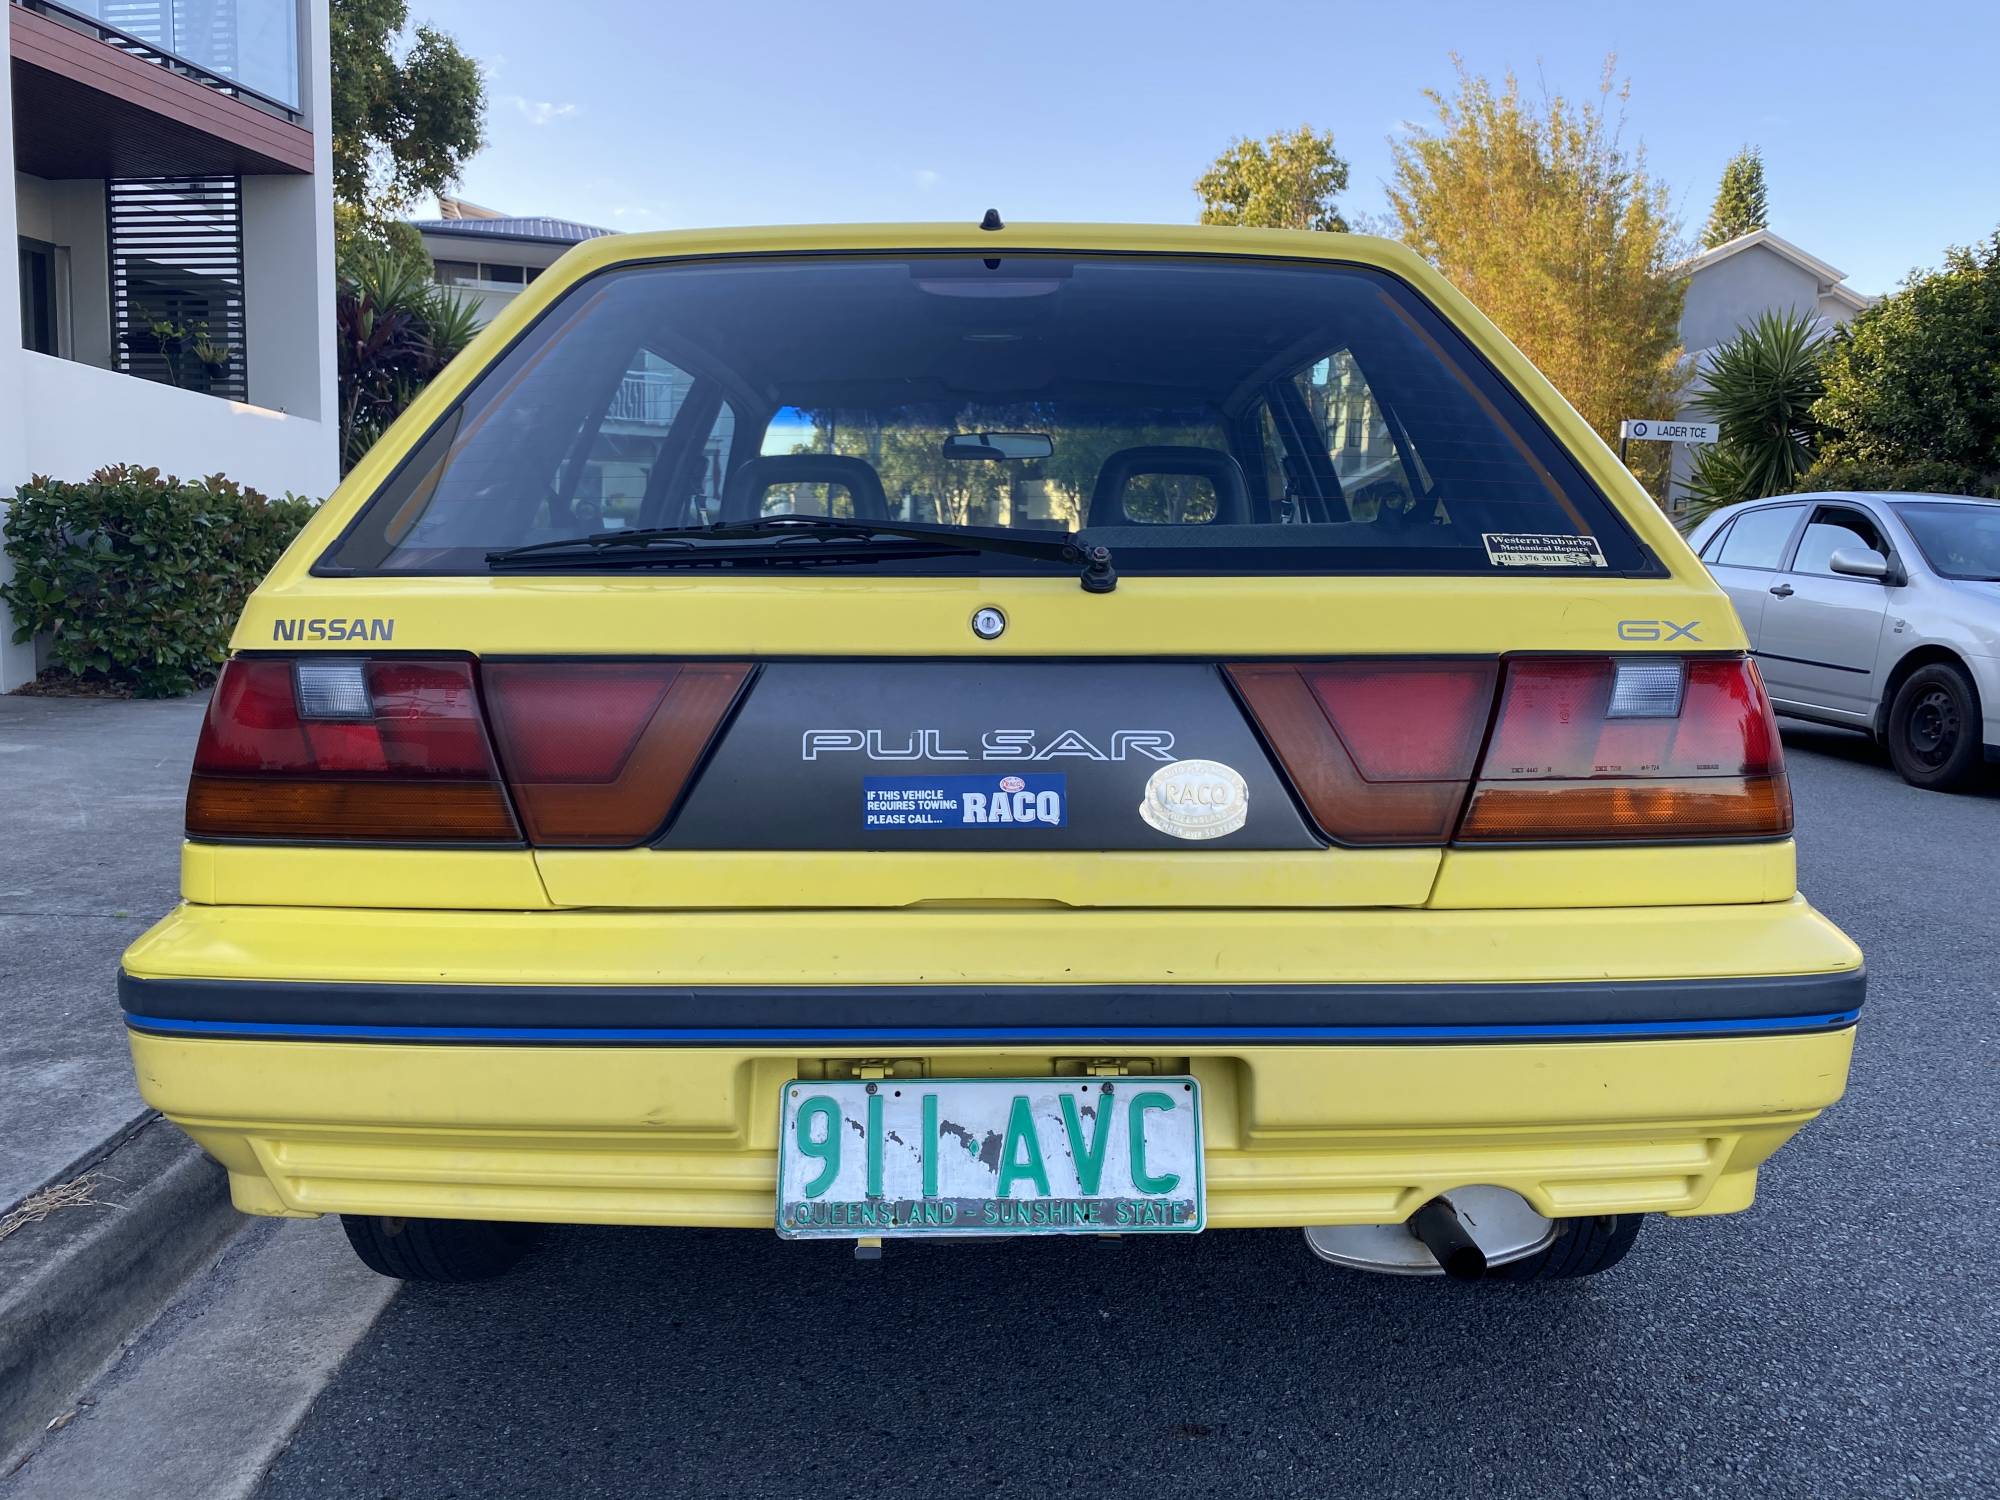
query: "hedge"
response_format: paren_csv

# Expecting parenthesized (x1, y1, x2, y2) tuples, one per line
(1, 465, 318, 697)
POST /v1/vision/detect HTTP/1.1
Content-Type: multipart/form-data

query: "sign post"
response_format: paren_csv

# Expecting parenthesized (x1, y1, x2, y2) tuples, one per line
(1618, 417, 1719, 464)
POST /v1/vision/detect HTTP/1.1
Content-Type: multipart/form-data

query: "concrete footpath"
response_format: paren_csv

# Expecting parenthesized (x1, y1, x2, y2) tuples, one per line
(0, 692, 205, 1210)
(0, 692, 221, 1464)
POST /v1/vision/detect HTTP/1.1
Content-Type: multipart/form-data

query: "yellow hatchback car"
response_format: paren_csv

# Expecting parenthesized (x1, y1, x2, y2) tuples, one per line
(121, 221, 1864, 1284)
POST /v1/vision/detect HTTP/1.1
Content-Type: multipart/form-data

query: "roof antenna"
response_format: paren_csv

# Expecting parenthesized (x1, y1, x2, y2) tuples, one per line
(979, 208, 1004, 231)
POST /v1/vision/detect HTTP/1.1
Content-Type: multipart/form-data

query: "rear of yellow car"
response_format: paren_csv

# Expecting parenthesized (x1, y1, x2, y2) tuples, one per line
(120, 223, 1862, 1283)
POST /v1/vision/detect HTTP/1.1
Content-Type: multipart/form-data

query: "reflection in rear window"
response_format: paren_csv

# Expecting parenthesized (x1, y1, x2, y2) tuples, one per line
(323, 254, 1653, 577)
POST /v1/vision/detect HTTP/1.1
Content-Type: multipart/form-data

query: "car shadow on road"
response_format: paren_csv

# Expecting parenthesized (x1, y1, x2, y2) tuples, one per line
(254, 1219, 1916, 1500)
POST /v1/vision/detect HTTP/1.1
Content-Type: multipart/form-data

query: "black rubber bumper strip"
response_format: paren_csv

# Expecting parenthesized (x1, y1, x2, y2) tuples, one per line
(120, 968, 1865, 1044)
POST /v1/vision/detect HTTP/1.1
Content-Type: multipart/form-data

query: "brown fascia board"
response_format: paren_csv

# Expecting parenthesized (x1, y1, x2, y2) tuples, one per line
(11, 5, 312, 177)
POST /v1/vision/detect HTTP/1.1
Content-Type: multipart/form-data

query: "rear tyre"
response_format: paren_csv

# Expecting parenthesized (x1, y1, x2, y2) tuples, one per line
(1489, 1213, 1643, 1282)
(1886, 663, 1984, 791)
(339, 1214, 540, 1282)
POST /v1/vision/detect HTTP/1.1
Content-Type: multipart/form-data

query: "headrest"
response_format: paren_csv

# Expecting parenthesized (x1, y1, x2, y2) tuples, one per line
(1087, 446, 1249, 527)
(720, 454, 889, 521)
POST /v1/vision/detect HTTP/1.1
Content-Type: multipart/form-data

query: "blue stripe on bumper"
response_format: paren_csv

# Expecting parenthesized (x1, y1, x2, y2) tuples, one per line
(124, 1009, 1863, 1045)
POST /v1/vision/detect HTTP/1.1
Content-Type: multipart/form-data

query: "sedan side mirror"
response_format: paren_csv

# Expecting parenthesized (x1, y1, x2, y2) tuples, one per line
(1828, 546, 1894, 582)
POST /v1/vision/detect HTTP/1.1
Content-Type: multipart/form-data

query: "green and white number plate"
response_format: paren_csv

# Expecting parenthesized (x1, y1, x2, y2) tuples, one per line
(777, 1076, 1205, 1238)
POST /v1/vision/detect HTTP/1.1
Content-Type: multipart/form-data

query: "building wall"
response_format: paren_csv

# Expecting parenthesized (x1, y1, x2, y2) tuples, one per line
(1679, 245, 1827, 356)
(0, 1, 338, 691)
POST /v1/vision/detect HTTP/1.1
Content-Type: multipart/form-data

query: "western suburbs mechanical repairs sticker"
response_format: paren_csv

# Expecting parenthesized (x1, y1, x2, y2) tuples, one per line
(1481, 532, 1607, 568)
(1139, 759, 1248, 841)
(863, 775, 1066, 829)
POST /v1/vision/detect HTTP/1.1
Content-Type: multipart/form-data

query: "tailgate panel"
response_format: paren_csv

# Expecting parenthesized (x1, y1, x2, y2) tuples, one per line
(663, 661, 1318, 851)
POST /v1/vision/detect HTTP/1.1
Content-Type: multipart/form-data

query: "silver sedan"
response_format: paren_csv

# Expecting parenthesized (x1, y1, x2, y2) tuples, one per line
(1686, 492, 2000, 790)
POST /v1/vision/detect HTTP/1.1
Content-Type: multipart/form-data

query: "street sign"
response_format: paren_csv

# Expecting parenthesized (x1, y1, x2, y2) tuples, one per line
(1620, 418, 1718, 444)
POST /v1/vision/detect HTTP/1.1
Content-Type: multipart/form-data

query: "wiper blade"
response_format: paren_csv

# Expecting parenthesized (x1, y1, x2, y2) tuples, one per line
(487, 515, 1117, 592)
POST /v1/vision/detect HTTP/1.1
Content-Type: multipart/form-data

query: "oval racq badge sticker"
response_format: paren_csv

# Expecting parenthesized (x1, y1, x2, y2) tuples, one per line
(1139, 759, 1249, 841)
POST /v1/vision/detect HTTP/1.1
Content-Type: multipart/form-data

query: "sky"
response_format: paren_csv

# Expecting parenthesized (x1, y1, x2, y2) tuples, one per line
(412, 0, 2000, 296)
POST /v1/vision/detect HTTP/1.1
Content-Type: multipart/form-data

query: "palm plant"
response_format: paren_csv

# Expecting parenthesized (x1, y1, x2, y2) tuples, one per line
(336, 243, 482, 473)
(1682, 309, 1828, 524)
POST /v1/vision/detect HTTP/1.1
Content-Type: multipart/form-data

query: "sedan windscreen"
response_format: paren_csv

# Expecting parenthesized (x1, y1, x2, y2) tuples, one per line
(1893, 501, 2000, 580)
(323, 254, 1653, 577)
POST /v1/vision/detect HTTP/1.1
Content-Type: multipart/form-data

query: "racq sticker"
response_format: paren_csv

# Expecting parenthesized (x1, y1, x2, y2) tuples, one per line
(1481, 532, 1608, 569)
(863, 774, 1065, 830)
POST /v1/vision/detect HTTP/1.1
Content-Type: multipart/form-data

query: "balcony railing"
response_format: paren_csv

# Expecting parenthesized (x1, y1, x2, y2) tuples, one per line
(607, 370, 681, 427)
(18, 0, 302, 119)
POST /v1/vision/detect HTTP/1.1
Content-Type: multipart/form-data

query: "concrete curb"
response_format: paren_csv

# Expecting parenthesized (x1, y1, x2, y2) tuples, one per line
(0, 1115, 242, 1468)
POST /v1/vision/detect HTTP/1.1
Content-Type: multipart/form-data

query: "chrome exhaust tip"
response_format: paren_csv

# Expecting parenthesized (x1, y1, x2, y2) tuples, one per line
(1302, 1186, 1556, 1278)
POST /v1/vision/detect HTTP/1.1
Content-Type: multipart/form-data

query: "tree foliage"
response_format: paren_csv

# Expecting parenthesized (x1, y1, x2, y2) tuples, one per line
(1683, 308, 1828, 520)
(331, 0, 485, 222)
(337, 244, 481, 473)
(1806, 230, 2000, 497)
(1194, 125, 1351, 233)
(1702, 146, 1769, 248)
(1387, 58, 1687, 492)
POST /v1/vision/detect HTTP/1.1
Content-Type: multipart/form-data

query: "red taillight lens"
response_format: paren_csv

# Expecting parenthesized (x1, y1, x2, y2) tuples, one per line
(187, 658, 518, 841)
(481, 662, 750, 845)
(1458, 657, 1791, 841)
(1226, 661, 1499, 843)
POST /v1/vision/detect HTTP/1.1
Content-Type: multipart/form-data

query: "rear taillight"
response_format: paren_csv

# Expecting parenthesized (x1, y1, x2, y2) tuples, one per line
(187, 657, 518, 841)
(482, 662, 750, 844)
(186, 656, 750, 846)
(1226, 661, 1498, 843)
(1458, 657, 1791, 841)
(1228, 655, 1790, 846)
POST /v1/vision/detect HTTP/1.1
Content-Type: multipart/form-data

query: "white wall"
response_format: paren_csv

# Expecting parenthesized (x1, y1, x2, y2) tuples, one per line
(0, 1, 339, 691)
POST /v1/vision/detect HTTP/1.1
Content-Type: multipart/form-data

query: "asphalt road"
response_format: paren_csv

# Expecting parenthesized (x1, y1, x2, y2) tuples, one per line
(257, 725, 1999, 1500)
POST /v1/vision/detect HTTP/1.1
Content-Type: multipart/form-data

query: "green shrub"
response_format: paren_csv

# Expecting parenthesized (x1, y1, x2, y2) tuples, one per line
(1, 465, 317, 697)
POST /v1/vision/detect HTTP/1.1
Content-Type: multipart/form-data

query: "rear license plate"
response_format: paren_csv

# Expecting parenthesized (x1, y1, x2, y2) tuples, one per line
(776, 1077, 1205, 1238)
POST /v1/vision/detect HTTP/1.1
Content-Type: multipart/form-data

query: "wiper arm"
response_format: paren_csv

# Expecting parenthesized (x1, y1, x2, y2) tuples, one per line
(488, 515, 1118, 593)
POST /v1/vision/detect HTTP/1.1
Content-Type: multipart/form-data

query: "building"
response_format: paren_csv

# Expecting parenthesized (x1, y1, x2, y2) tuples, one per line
(1668, 229, 1874, 508)
(0, 0, 337, 690)
(409, 197, 612, 325)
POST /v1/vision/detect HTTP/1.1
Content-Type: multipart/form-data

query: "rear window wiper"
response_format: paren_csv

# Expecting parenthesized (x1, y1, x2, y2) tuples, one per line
(487, 515, 1117, 592)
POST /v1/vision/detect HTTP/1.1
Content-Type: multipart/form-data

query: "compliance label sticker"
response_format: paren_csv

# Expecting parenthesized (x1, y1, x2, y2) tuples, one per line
(1481, 532, 1608, 569)
(863, 774, 1066, 829)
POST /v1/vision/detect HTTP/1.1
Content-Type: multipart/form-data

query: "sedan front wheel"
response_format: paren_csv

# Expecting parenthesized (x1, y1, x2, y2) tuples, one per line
(1886, 662, 1984, 791)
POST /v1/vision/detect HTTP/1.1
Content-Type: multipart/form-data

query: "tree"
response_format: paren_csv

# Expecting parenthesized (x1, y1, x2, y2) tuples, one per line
(1194, 126, 1350, 233)
(1702, 146, 1769, 248)
(1805, 230, 2000, 497)
(1683, 309, 1828, 520)
(332, 0, 485, 224)
(1388, 60, 1687, 494)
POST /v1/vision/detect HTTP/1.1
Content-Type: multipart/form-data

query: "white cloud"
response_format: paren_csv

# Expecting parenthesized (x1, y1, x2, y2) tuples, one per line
(502, 94, 577, 127)
(914, 169, 942, 190)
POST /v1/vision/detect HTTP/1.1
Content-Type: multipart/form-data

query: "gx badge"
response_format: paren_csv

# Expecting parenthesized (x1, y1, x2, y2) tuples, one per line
(1616, 619, 1701, 642)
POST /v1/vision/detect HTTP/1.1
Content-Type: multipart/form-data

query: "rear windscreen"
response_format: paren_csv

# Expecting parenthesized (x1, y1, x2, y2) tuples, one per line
(323, 254, 1654, 577)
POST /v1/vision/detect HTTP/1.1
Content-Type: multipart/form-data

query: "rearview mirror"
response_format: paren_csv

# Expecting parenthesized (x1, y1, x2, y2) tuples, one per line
(942, 432, 1054, 461)
(1828, 547, 1892, 581)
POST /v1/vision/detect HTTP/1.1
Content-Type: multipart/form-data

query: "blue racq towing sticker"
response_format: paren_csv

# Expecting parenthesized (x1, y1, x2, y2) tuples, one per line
(863, 774, 1066, 830)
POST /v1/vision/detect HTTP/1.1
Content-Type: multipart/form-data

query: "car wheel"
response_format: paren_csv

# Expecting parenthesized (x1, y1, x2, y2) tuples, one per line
(340, 1213, 540, 1282)
(1886, 663, 1984, 791)
(1488, 1213, 1643, 1281)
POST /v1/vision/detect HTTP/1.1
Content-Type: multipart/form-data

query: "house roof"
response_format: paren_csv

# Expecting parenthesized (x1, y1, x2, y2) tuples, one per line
(407, 215, 615, 247)
(1681, 228, 1873, 309)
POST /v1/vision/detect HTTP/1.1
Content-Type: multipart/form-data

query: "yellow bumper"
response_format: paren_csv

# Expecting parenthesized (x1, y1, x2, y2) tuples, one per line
(122, 896, 1861, 1230)
(130, 1029, 1853, 1228)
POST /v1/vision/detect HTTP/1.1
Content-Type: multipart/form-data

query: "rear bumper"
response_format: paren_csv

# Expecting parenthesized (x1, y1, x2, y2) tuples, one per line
(119, 897, 1863, 1230)
(128, 1027, 1857, 1229)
